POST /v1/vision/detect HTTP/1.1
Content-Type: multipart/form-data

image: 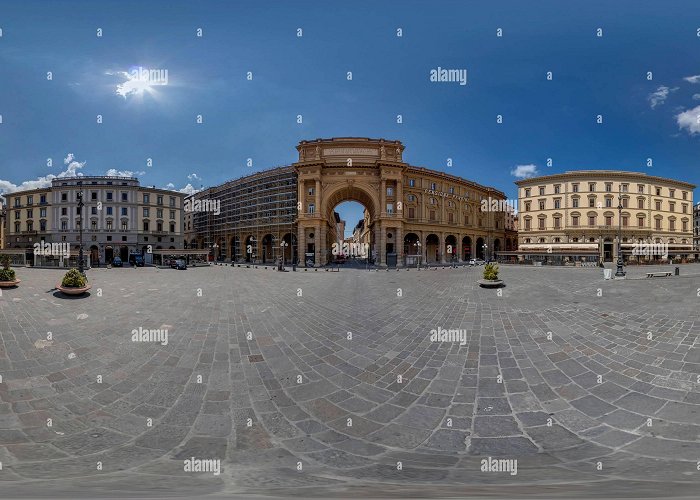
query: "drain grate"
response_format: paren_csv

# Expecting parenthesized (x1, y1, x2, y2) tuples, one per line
(248, 354, 264, 363)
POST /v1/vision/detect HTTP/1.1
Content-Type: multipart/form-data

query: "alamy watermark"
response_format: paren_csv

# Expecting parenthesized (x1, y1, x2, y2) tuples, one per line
(183, 457, 220, 476)
(481, 457, 517, 475)
(631, 242, 668, 259)
(429, 67, 467, 86)
(184, 198, 220, 215)
(429, 326, 467, 346)
(33, 241, 70, 258)
(480, 197, 517, 213)
(130, 66, 168, 86)
(131, 327, 168, 346)
(331, 241, 369, 258)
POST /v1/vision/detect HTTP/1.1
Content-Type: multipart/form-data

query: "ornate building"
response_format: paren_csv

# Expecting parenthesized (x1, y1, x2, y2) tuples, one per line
(515, 171, 695, 263)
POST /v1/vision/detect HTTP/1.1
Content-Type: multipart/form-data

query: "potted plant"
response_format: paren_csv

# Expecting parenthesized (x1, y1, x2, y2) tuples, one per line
(56, 268, 91, 295)
(478, 262, 504, 288)
(0, 254, 20, 288)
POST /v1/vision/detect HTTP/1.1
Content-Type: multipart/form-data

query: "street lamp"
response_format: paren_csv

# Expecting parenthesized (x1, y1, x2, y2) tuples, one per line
(76, 191, 85, 275)
(416, 240, 422, 269)
(615, 190, 626, 277)
(280, 240, 288, 268)
(483, 243, 488, 262)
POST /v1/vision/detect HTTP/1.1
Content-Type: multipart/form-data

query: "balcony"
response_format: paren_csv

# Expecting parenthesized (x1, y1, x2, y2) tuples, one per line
(21, 230, 38, 235)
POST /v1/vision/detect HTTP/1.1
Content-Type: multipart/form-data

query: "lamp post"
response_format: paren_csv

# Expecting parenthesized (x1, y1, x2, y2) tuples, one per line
(615, 190, 626, 277)
(76, 191, 85, 275)
(483, 243, 488, 262)
(416, 240, 422, 269)
(280, 240, 288, 268)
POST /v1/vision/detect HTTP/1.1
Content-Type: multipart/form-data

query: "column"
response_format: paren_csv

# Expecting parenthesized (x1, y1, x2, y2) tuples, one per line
(397, 179, 403, 219)
(316, 222, 323, 266)
(379, 221, 387, 266)
(381, 179, 387, 217)
(440, 231, 446, 263)
(396, 225, 403, 267)
(457, 234, 463, 263)
(297, 225, 306, 266)
(315, 179, 321, 212)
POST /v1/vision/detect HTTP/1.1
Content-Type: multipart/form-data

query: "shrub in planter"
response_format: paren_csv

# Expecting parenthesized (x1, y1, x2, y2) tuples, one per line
(61, 268, 87, 288)
(483, 263, 499, 281)
(0, 268, 16, 281)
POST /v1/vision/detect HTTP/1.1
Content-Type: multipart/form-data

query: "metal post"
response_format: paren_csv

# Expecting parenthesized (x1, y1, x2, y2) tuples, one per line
(77, 191, 85, 275)
(615, 189, 626, 277)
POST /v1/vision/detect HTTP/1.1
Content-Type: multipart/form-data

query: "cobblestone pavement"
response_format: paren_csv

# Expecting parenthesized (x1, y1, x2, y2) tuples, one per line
(0, 264, 699, 498)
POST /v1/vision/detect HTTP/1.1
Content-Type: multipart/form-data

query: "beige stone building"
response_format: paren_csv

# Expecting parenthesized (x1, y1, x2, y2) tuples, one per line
(515, 171, 695, 263)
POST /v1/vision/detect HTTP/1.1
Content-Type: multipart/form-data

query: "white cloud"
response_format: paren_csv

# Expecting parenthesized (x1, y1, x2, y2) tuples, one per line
(163, 182, 200, 195)
(187, 173, 201, 181)
(510, 164, 539, 179)
(105, 168, 145, 177)
(693, 94, 700, 100)
(0, 153, 85, 197)
(165, 182, 175, 189)
(676, 105, 700, 135)
(647, 86, 678, 109)
(683, 75, 700, 84)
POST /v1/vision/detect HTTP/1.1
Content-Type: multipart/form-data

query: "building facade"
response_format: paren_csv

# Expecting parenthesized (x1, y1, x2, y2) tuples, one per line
(184, 138, 513, 267)
(4, 176, 184, 265)
(694, 202, 700, 260)
(515, 171, 696, 263)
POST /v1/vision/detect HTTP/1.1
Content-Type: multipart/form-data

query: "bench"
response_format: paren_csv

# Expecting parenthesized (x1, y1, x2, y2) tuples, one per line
(646, 272, 672, 278)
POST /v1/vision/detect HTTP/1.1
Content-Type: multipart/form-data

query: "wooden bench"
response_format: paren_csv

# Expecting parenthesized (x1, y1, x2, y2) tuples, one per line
(646, 272, 672, 278)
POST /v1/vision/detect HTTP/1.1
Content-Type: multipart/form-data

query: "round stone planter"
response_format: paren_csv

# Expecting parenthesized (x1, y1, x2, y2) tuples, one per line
(56, 283, 92, 295)
(478, 279, 504, 288)
(0, 279, 21, 288)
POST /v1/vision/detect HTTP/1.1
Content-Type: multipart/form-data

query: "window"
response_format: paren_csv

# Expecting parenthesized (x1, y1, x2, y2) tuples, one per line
(525, 201, 531, 211)
(622, 216, 629, 227)
(40, 194, 46, 204)
(91, 207, 97, 215)
(408, 207, 415, 219)
(605, 216, 612, 226)
(143, 221, 149, 231)
(682, 204, 688, 213)
(682, 191, 687, 200)
(588, 215, 596, 226)
(670, 219, 675, 231)
(157, 209, 163, 219)
(120, 192, 127, 201)
(308, 187, 314, 195)
(669, 202, 675, 212)
(683, 220, 688, 231)
(121, 221, 128, 231)
(448, 186, 454, 194)
(61, 207, 67, 216)
(26, 221, 33, 232)
(387, 187, 394, 196)
(170, 210, 175, 219)
(638, 199, 644, 209)
(106, 220, 113, 231)
(655, 200, 662, 210)
(525, 219, 531, 230)
(605, 183, 612, 192)
(143, 208, 149, 217)
(106, 207, 113, 215)
(589, 198, 596, 208)
(308, 203, 315, 214)
(669, 189, 675, 198)
(106, 192, 113, 200)
(621, 184, 628, 192)
(61, 192, 68, 201)
(14, 222, 20, 233)
(539, 186, 545, 196)
(539, 200, 545, 210)
(121, 207, 127, 216)
(40, 208, 46, 217)
(407, 194, 416, 202)
(554, 217, 561, 228)
(40, 220, 46, 231)
(170, 223, 175, 233)
(554, 185, 560, 194)
(655, 219, 662, 230)
(524, 188, 531, 197)
(622, 198, 628, 208)
(27, 195, 33, 205)
(386, 203, 394, 214)
(605, 198, 612, 208)
(143, 194, 150, 203)
(655, 187, 661, 196)
(429, 210, 436, 221)
(157, 195, 163, 205)
(409, 179, 415, 187)
(91, 221, 97, 231)
(157, 222, 163, 232)
(448, 212, 453, 223)
(572, 184, 579, 193)
(554, 199, 561, 209)
(589, 183, 596, 192)
(638, 184, 645, 193)
(26, 209, 33, 219)
(638, 217, 644, 228)
(430, 182, 437, 190)
(572, 198, 579, 208)
(170, 196, 175, 207)
(430, 197, 436, 205)
(538, 218, 545, 230)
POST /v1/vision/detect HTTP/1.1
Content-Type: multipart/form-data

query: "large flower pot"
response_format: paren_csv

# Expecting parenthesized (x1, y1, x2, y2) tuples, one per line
(478, 279, 504, 288)
(56, 283, 92, 295)
(0, 279, 21, 288)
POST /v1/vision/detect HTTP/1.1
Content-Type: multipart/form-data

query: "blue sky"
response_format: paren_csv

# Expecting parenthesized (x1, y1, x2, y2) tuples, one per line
(2, 0, 700, 236)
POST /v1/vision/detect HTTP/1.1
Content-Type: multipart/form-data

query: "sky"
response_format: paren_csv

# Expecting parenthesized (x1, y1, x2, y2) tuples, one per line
(1, 0, 700, 237)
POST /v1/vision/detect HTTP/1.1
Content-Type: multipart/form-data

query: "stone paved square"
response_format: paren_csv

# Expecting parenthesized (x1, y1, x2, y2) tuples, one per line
(0, 264, 699, 498)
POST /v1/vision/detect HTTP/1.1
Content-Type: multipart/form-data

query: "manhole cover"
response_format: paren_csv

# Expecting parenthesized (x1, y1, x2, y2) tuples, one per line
(248, 354, 264, 363)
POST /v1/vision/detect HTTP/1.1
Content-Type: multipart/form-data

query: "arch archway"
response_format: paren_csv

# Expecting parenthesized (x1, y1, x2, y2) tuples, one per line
(261, 234, 274, 263)
(462, 236, 472, 260)
(476, 237, 485, 260)
(445, 235, 457, 262)
(244, 235, 256, 262)
(426, 234, 439, 263)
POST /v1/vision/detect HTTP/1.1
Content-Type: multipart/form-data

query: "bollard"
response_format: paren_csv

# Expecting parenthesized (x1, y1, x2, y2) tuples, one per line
(675, 266, 680, 276)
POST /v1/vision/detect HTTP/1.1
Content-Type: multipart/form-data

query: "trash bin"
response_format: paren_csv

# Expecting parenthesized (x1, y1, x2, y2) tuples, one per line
(386, 253, 397, 268)
(675, 266, 680, 276)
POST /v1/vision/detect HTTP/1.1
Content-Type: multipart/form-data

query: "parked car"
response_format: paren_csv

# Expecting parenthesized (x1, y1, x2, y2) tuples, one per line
(112, 257, 123, 267)
(468, 259, 486, 266)
(129, 254, 145, 267)
(174, 259, 187, 270)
